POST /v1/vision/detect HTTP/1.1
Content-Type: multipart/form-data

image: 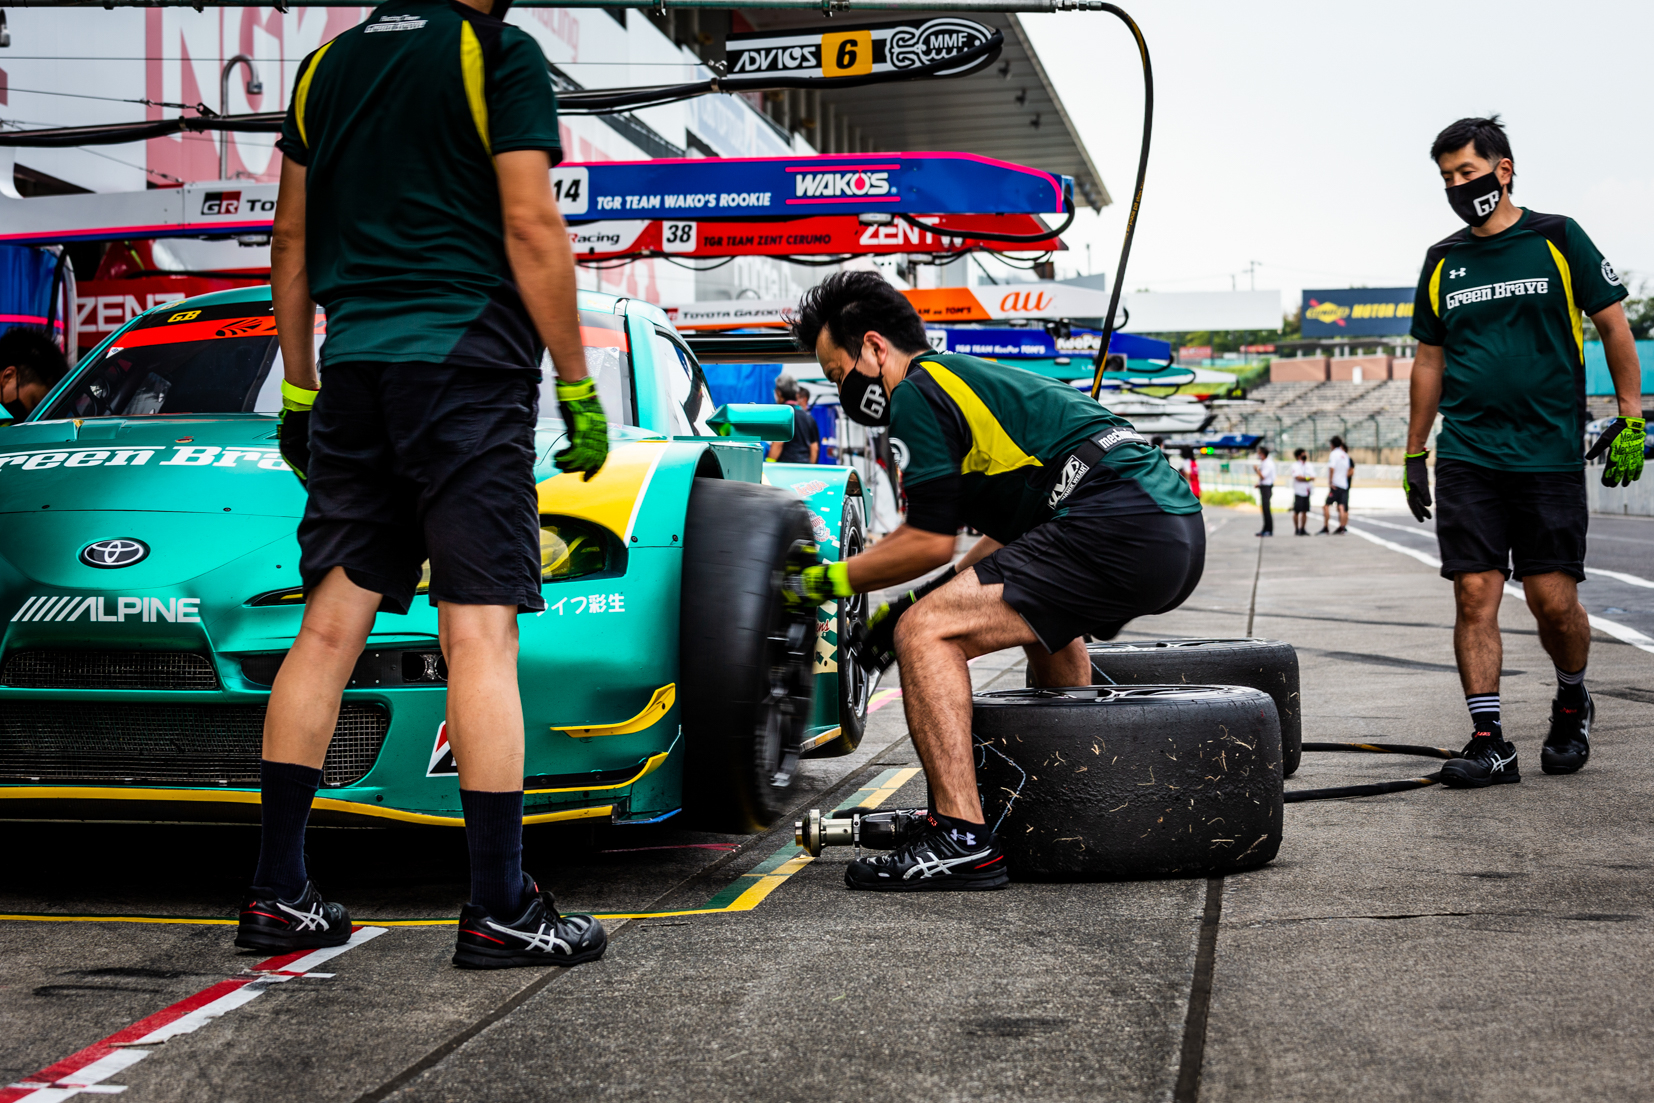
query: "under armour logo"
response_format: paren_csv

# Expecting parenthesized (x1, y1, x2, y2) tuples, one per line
(1449, 267, 1467, 278)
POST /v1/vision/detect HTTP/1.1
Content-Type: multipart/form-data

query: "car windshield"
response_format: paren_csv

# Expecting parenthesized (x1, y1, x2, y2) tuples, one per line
(44, 302, 638, 426)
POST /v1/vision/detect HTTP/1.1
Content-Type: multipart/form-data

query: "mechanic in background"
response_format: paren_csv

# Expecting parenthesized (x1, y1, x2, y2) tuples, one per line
(242, 0, 609, 969)
(785, 271, 1204, 891)
(770, 373, 820, 463)
(0, 326, 70, 425)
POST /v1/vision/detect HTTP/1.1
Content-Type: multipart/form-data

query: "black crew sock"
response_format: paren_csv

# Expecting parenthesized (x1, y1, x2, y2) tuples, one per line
(461, 789, 527, 920)
(1465, 694, 1502, 739)
(1556, 664, 1588, 708)
(252, 759, 322, 901)
(929, 809, 990, 848)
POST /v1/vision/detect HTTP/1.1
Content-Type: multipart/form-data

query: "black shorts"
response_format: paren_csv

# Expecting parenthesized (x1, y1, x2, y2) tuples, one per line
(1293, 493, 1311, 513)
(1326, 486, 1349, 507)
(1433, 458, 1587, 582)
(973, 510, 1206, 652)
(298, 361, 546, 615)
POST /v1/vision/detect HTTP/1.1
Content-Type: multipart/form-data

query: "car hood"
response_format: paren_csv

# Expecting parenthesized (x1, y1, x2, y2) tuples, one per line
(0, 417, 304, 518)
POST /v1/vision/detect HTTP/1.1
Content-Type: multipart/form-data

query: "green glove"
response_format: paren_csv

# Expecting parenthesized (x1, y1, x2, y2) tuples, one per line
(782, 558, 853, 609)
(278, 380, 317, 486)
(1403, 451, 1432, 522)
(554, 376, 609, 481)
(1584, 416, 1646, 487)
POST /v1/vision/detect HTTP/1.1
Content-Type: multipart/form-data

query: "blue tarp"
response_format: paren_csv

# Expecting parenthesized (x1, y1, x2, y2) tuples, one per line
(0, 246, 62, 340)
(1584, 340, 1654, 396)
(702, 362, 779, 409)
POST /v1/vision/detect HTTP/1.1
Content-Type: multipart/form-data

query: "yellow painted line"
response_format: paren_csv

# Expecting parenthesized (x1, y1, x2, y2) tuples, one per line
(837, 766, 922, 814)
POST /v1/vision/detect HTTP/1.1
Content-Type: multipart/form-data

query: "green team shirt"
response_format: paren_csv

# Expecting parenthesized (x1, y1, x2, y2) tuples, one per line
(1410, 208, 1627, 471)
(277, 0, 562, 370)
(889, 353, 1200, 543)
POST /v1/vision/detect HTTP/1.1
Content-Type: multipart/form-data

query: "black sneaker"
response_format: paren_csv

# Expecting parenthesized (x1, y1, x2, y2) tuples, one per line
(236, 881, 352, 953)
(1441, 733, 1521, 789)
(1542, 691, 1593, 775)
(453, 883, 608, 969)
(844, 815, 1010, 892)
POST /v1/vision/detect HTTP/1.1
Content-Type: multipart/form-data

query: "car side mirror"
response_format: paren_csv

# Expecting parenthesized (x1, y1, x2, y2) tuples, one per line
(708, 403, 795, 442)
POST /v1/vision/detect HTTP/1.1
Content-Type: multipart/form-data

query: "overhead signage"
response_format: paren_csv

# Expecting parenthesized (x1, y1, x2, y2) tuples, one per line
(903, 285, 1116, 323)
(1300, 287, 1417, 337)
(566, 214, 1061, 261)
(552, 154, 1069, 221)
(725, 18, 998, 81)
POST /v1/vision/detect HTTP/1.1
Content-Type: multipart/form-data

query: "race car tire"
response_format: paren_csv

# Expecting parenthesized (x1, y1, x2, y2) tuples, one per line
(808, 490, 871, 758)
(1028, 637, 1302, 777)
(679, 477, 819, 832)
(973, 685, 1283, 880)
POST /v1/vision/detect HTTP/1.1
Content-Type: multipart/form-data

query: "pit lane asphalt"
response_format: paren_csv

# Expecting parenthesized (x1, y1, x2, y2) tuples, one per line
(5, 509, 1654, 1102)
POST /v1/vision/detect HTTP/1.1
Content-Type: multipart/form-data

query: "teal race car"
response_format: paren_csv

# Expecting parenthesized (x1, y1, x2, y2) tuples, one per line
(0, 286, 872, 831)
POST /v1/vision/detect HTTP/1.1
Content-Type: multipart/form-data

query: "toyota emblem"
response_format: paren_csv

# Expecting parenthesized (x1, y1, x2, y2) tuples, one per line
(80, 538, 150, 569)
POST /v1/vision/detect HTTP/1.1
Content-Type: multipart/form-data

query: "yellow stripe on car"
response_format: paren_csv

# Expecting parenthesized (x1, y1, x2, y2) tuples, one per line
(551, 684, 676, 739)
(0, 786, 611, 827)
(536, 440, 667, 541)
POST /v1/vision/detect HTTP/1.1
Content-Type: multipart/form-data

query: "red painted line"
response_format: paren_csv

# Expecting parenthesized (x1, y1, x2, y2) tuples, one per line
(0, 940, 358, 1101)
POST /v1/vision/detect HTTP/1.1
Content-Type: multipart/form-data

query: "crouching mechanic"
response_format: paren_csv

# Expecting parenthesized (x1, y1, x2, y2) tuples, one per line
(240, 0, 610, 969)
(785, 272, 1205, 890)
(0, 326, 70, 425)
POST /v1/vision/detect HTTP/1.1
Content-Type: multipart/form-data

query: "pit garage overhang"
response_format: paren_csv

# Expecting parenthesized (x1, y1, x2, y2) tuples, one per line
(728, 8, 1109, 211)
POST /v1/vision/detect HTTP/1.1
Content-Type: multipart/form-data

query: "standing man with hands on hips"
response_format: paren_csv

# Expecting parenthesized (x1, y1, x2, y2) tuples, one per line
(1403, 115, 1644, 789)
(242, 0, 611, 969)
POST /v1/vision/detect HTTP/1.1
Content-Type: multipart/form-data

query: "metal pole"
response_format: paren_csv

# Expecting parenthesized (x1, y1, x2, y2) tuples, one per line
(220, 55, 263, 181)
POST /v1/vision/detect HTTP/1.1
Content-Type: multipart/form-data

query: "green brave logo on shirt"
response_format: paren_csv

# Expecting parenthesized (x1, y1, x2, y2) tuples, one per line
(366, 14, 428, 32)
(1445, 277, 1548, 311)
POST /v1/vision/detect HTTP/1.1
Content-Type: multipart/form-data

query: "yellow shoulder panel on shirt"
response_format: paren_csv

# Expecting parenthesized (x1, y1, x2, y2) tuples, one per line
(922, 363, 1043, 477)
(1427, 257, 1445, 318)
(294, 38, 337, 148)
(1544, 240, 1585, 363)
(459, 21, 491, 155)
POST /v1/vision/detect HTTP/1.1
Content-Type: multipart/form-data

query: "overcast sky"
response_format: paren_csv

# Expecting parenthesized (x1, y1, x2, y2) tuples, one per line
(1017, 0, 1654, 319)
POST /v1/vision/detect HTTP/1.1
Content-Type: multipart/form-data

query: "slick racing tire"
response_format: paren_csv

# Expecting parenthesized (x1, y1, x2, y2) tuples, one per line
(1030, 638, 1302, 778)
(974, 686, 1283, 880)
(808, 488, 871, 758)
(680, 478, 819, 832)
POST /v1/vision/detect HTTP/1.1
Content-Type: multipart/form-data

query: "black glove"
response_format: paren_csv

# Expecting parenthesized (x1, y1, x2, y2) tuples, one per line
(1403, 450, 1431, 522)
(278, 381, 317, 486)
(848, 566, 957, 674)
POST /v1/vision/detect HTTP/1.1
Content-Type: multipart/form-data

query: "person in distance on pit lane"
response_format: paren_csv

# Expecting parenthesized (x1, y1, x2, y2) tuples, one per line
(1405, 115, 1644, 789)
(240, 0, 609, 969)
(1290, 448, 1314, 536)
(1318, 435, 1353, 534)
(0, 326, 70, 426)
(782, 271, 1204, 891)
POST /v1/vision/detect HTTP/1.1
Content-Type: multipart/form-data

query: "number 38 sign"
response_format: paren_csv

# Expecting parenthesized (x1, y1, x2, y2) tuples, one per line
(724, 17, 997, 82)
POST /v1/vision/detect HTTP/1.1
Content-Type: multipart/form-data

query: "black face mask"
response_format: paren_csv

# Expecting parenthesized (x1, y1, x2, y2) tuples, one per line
(1445, 172, 1506, 227)
(838, 354, 891, 427)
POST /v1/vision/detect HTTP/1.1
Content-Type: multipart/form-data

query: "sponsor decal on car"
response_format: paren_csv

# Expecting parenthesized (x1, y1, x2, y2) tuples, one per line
(0, 446, 288, 474)
(10, 595, 202, 623)
(544, 593, 627, 615)
(427, 721, 458, 777)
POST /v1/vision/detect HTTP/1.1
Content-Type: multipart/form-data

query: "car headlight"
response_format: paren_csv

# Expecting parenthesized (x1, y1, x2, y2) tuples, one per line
(247, 517, 613, 606)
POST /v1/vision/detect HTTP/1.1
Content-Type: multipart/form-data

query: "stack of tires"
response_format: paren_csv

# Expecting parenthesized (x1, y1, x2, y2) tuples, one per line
(992, 637, 1300, 879)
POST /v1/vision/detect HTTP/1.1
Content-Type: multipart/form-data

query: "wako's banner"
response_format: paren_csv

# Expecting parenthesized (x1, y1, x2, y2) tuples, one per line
(725, 18, 998, 80)
(1300, 287, 1417, 337)
(552, 153, 1070, 221)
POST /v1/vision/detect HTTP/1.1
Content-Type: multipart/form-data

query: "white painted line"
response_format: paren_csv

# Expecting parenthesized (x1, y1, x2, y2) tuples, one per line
(1346, 526, 1654, 656)
(1356, 516, 1434, 536)
(1585, 566, 1654, 589)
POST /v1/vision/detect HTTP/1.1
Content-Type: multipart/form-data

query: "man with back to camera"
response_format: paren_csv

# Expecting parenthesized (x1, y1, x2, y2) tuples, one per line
(1319, 435, 1353, 534)
(1254, 445, 1275, 536)
(240, 0, 612, 968)
(770, 373, 820, 463)
(1290, 447, 1314, 535)
(0, 326, 70, 425)
(780, 271, 1205, 890)
(1404, 115, 1644, 788)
